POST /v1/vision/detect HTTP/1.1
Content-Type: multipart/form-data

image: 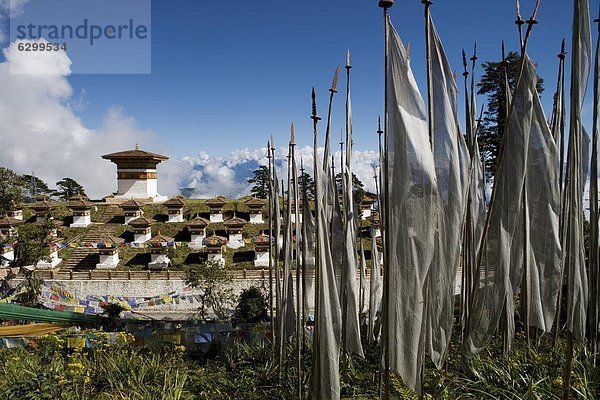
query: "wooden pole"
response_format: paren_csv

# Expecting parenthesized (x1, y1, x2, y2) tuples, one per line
(300, 160, 308, 351)
(378, 1, 394, 398)
(267, 140, 275, 345)
(420, 1, 433, 397)
(310, 87, 322, 400)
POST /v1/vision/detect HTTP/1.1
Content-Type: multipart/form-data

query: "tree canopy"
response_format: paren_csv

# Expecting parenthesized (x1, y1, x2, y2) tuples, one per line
(54, 178, 86, 200)
(20, 174, 54, 202)
(184, 260, 233, 320)
(0, 167, 25, 215)
(248, 166, 269, 199)
(335, 172, 365, 204)
(477, 51, 544, 179)
(299, 171, 315, 199)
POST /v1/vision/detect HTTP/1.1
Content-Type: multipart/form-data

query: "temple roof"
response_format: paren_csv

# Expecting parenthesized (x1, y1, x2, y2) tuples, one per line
(244, 197, 267, 208)
(203, 235, 228, 246)
(205, 196, 228, 208)
(163, 197, 186, 208)
(68, 194, 93, 209)
(187, 216, 210, 227)
(102, 145, 169, 163)
(29, 200, 54, 212)
(0, 216, 24, 227)
(32, 218, 62, 227)
(223, 217, 247, 227)
(127, 217, 155, 227)
(120, 199, 146, 209)
(148, 233, 175, 243)
(254, 233, 271, 244)
(362, 193, 377, 204)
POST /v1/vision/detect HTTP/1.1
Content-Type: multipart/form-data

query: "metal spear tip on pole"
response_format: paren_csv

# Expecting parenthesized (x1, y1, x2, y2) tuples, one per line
(515, 0, 524, 24)
(378, 0, 394, 9)
(528, 0, 540, 24)
(377, 115, 383, 134)
(470, 42, 477, 62)
(290, 123, 296, 146)
(311, 87, 322, 121)
(331, 66, 340, 93)
(558, 39, 566, 59)
(346, 49, 352, 69)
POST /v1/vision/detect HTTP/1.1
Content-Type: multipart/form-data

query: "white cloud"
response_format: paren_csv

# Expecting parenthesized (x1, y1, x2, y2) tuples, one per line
(0, 38, 380, 201)
(169, 145, 380, 199)
(0, 39, 166, 199)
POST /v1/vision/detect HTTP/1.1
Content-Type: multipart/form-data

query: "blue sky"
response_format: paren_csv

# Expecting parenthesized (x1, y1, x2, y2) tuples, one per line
(54, 0, 585, 158)
(0, 0, 596, 198)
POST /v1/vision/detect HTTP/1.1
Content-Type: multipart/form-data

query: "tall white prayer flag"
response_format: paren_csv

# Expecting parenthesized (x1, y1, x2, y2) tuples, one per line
(565, 0, 591, 343)
(384, 17, 439, 393)
(427, 14, 470, 368)
(311, 126, 342, 400)
(464, 55, 556, 357)
(369, 232, 382, 341)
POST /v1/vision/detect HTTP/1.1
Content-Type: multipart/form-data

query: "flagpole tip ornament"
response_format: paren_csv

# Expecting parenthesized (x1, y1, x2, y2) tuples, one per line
(378, 0, 394, 9)
(346, 49, 352, 69)
(331, 66, 340, 93)
(290, 123, 296, 146)
(311, 87, 322, 122)
(558, 39, 566, 60)
(420, 0, 432, 6)
(377, 116, 383, 135)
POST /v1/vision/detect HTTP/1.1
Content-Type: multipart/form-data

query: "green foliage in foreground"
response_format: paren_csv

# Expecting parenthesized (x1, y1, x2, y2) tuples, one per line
(0, 332, 598, 399)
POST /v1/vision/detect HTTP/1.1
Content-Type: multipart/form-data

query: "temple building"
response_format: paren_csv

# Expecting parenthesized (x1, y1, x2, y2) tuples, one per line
(29, 197, 54, 222)
(163, 197, 186, 223)
(204, 235, 227, 266)
(128, 217, 155, 243)
(120, 199, 145, 224)
(68, 194, 93, 228)
(36, 243, 62, 270)
(0, 216, 23, 238)
(253, 233, 270, 267)
(244, 197, 266, 224)
(205, 196, 227, 223)
(96, 237, 125, 269)
(147, 233, 175, 270)
(360, 193, 377, 220)
(224, 216, 247, 249)
(187, 216, 210, 249)
(102, 145, 169, 203)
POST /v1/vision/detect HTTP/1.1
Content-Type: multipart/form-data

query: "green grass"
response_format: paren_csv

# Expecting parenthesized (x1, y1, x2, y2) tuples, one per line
(1, 331, 597, 399)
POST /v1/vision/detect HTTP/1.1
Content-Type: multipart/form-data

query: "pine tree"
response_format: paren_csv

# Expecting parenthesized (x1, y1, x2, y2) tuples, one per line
(20, 174, 53, 201)
(0, 167, 25, 214)
(248, 166, 270, 199)
(54, 177, 86, 200)
(477, 51, 544, 179)
(335, 172, 365, 204)
(299, 171, 315, 199)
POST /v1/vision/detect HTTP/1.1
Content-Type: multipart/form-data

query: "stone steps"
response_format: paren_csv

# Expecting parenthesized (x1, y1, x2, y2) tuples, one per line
(62, 248, 99, 270)
(96, 205, 123, 224)
(62, 218, 121, 270)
